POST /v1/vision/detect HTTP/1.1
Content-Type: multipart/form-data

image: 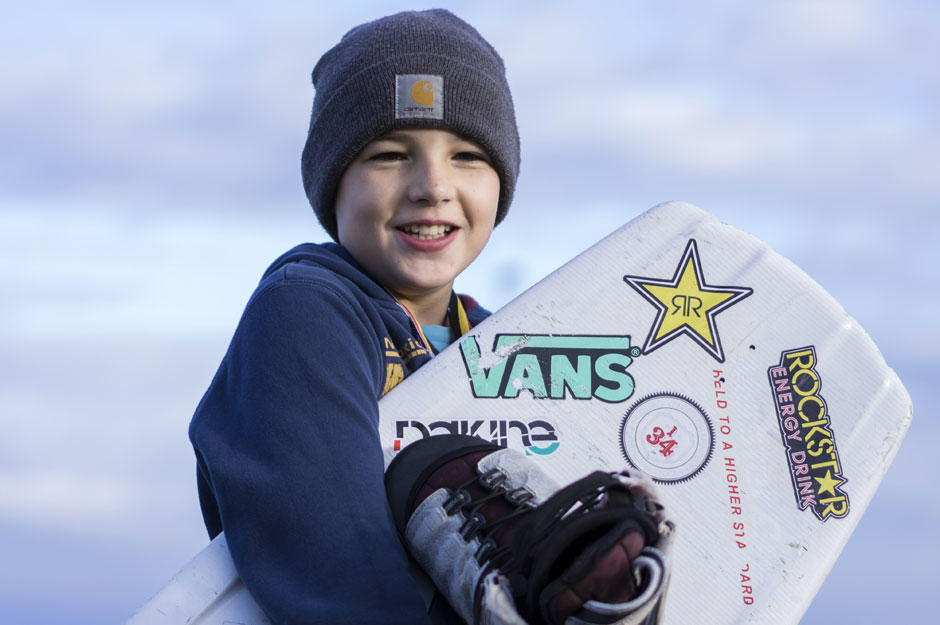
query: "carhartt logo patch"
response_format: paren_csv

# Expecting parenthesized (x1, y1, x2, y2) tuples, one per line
(396, 74, 443, 119)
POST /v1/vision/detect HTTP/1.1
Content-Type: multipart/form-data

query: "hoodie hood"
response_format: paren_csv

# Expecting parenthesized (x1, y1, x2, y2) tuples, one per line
(259, 242, 489, 326)
(261, 242, 397, 309)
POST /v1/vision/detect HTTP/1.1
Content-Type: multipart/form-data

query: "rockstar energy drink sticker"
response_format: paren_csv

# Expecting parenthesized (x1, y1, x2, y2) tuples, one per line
(768, 346, 850, 521)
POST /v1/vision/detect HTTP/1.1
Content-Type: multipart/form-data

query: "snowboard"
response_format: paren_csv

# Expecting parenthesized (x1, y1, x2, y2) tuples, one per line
(125, 201, 912, 625)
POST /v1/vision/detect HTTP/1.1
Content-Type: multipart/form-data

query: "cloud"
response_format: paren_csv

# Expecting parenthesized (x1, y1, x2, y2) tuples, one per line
(3, 1, 937, 218)
(503, 1, 939, 211)
(0, 471, 128, 529)
(0, 4, 331, 210)
(0, 202, 322, 338)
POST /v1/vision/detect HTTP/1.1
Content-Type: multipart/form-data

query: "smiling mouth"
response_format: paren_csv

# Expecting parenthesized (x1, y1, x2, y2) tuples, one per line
(398, 224, 455, 240)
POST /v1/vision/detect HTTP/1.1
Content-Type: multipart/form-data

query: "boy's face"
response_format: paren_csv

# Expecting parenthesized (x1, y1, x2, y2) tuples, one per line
(335, 128, 500, 312)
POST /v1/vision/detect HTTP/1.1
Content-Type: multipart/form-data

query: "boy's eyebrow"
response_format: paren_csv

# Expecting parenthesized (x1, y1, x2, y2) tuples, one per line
(372, 131, 485, 149)
(373, 132, 410, 143)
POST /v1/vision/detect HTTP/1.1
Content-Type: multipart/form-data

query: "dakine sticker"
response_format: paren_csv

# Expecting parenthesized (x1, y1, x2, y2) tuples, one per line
(624, 239, 752, 362)
(459, 334, 641, 402)
(768, 346, 850, 521)
(393, 418, 559, 456)
(395, 74, 443, 119)
(620, 392, 714, 483)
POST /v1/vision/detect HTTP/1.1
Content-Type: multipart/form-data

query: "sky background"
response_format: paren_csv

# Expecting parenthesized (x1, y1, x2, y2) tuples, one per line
(1, 1, 937, 623)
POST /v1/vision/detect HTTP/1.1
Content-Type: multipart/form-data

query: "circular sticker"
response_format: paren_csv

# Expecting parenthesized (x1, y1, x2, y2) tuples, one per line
(620, 392, 713, 483)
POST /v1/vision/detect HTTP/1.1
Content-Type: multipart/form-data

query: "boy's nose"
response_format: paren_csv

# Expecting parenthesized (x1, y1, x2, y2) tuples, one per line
(406, 159, 456, 206)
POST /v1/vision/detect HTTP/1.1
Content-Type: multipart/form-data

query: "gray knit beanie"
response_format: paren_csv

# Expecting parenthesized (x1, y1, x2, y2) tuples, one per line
(301, 9, 520, 241)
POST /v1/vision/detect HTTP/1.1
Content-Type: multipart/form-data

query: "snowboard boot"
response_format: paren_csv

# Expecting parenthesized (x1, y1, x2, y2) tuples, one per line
(385, 434, 673, 625)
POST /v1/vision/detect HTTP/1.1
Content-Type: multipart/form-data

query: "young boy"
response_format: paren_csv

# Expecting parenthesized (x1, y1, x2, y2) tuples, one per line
(188, 9, 519, 624)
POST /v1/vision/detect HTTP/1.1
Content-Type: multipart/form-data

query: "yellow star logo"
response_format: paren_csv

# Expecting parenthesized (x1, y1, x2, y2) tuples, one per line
(624, 239, 752, 362)
(814, 470, 845, 498)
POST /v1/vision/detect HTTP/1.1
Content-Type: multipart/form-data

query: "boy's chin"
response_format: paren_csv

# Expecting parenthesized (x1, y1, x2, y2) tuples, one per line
(384, 269, 460, 299)
(389, 279, 454, 299)
(393, 258, 464, 285)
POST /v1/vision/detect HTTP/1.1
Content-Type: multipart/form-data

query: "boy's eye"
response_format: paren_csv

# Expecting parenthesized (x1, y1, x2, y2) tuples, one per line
(453, 151, 489, 163)
(369, 151, 406, 162)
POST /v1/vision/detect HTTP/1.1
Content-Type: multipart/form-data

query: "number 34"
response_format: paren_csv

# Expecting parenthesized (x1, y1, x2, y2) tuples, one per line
(646, 426, 678, 457)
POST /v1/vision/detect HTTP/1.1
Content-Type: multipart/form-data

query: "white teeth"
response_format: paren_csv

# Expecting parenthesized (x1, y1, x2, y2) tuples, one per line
(401, 224, 454, 240)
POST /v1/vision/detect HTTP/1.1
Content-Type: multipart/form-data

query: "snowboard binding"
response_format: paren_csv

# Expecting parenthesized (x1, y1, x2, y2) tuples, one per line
(385, 434, 674, 625)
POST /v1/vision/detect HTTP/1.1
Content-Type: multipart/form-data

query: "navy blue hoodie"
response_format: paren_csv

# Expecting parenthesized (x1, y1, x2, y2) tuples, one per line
(189, 242, 488, 624)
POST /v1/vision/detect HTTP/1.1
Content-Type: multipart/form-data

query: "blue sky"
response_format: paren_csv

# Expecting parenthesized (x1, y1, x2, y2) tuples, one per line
(1, 1, 937, 623)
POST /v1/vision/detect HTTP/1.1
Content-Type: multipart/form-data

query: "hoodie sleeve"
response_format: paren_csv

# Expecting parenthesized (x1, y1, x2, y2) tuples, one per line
(189, 277, 431, 625)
